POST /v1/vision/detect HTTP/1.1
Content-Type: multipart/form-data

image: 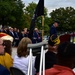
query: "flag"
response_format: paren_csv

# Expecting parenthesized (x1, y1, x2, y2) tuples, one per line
(28, 0, 44, 40)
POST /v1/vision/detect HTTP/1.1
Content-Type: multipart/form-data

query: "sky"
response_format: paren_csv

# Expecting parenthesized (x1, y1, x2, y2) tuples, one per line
(22, 0, 75, 14)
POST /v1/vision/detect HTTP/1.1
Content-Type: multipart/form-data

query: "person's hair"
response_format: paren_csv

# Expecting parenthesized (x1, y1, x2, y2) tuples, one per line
(17, 37, 32, 57)
(57, 41, 75, 60)
(54, 21, 60, 24)
(3, 40, 12, 55)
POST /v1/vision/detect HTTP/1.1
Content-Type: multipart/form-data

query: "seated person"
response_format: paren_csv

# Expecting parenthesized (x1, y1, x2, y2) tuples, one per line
(0, 64, 10, 75)
(0, 38, 13, 71)
(0, 32, 13, 55)
(32, 28, 42, 43)
(0, 38, 10, 75)
(35, 34, 60, 74)
(45, 42, 75, 75)
(13, 37, 36, 75)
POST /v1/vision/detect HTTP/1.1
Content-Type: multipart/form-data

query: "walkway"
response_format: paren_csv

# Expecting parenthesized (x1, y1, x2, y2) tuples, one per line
(12, 47, 17, 58)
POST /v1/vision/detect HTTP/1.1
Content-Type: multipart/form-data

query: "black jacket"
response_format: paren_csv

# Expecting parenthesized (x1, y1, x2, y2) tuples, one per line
(35, 51, 57, 73)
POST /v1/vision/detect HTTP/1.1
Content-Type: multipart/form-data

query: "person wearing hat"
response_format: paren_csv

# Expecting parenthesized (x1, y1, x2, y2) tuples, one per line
(50, 21, 59, 37)
(0, 32, 13, 55)
(0, 38, 10, 75)
(34, 34, 60, 74)
(0, 34, 13, 71)
(45, 42, 75, 75)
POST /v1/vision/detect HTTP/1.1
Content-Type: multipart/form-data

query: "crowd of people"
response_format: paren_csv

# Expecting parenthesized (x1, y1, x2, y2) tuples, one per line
(0, 33, 75, 75)
(0, 27, 42, 47)
(0, 21, 75, 75)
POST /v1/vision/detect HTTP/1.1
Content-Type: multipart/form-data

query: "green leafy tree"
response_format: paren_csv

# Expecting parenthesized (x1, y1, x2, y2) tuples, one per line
(0, 0, 15, 27)
(0, 0, 25, 29)
(24, 2, 36, 29)
(49, 7, 75, 32)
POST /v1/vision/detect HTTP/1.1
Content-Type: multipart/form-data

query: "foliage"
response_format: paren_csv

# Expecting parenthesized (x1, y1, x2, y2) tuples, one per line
(1, 0, 75, 34)
(24, 2, 50, 34)
(0, 0, 25, 29)
(12, 0, 25, 29)
(24, 2, 36, 29)
(49, 7, 75, 32)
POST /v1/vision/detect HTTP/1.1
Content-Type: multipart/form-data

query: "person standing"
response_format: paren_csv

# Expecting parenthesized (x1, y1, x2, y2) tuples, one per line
(50, 21, 59, 36)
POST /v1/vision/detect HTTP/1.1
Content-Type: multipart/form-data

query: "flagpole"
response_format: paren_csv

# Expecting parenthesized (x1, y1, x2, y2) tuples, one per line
(42, 16, 44, 41)
(29, 0, 44, 40)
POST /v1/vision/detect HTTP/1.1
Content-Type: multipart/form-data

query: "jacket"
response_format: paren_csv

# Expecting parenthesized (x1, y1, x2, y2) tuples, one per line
(45, 65, 75, 75)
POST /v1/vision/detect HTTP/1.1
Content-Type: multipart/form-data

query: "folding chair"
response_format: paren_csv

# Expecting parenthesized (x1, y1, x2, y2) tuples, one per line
(10, 67, 25, 75)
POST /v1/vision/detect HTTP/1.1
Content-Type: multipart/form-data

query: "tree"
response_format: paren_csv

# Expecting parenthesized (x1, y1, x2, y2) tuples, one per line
(24, 2, 50, 34)
(0, 0, 25, 29)
(49, 7, 75, 32)
(0, 0, 14, 27)
(24, 2, 36, 29)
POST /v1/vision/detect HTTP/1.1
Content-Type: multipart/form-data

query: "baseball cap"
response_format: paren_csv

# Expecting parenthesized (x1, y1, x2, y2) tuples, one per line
(48, 34, 60, 46)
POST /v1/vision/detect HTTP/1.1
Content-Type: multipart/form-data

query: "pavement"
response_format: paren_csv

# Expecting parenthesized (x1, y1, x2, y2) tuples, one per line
(12, 47, 17, 58)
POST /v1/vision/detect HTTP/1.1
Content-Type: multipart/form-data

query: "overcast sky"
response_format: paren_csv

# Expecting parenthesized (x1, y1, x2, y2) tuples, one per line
(22, 0, 75, 14)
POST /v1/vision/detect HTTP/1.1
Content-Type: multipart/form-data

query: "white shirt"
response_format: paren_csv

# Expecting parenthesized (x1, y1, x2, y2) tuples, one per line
(13, 55, 36, 75)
